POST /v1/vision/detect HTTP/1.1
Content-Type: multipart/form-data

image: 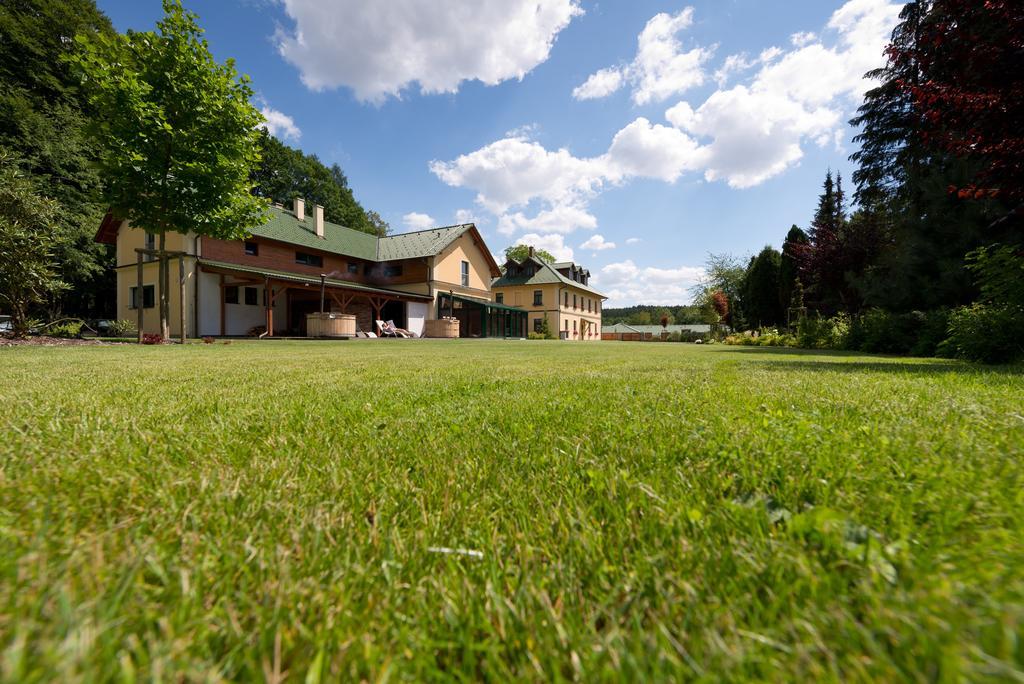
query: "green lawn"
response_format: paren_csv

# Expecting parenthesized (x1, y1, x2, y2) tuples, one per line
(1, 340, 1022, 681)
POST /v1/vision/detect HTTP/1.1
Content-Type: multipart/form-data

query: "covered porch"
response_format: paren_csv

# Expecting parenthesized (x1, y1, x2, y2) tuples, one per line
(198, 260, 432, 337)
(437, 292, 528, 338)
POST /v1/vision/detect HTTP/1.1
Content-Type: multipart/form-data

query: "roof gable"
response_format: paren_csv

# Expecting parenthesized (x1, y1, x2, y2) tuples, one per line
(493, 258, 606, 298)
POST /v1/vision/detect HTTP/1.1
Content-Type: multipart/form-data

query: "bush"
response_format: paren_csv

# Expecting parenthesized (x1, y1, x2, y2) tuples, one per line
(141, 333, 163, 345)
(107, 319, 137, 337)
(910, 309, 951, 357)
(527, 331, 548, 340)
(796, 315, 849, 350)
(48, 320, 83, 338)
(940, 304, 1024, 364)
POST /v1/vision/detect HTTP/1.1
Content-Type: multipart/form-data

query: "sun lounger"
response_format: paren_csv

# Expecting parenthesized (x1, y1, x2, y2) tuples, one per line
(386, 320, 416, 338)
(376, 320, 399, 338)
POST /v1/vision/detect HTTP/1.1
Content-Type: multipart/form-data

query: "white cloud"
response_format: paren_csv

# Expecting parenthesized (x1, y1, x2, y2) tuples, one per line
(275, 0, 583, 102)
(514, 233, 574, 261)
(430, 135, 604, 215)
(790, 31, 817, 47)
(259, 105, 301, 142)
(594, 259, 705, 306)
(431, 0, 901, 236)
(580, 234, 616, 251)
(663, 0, 901, 187)
(454, 208, 480, 225)
(402, 212, 436, 230)
(572, 67, 625, 100)
(497, 205, 598, 235)
(573, 7, 714, 105)
(625, 237, 641, 245)
(605, 117, 704, 183)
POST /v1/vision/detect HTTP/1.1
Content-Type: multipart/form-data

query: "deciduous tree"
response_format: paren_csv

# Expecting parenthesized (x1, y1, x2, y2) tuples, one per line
(0, 154, 67, 335)
(73, 0, 268, 337)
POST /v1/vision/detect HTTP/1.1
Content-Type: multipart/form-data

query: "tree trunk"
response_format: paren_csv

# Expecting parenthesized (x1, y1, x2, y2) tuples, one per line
(159, 231, 170, 339)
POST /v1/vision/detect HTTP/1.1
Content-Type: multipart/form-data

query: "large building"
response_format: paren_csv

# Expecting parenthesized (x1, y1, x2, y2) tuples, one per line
(95, 199, 506, 338)
(490, 249, 606, 340)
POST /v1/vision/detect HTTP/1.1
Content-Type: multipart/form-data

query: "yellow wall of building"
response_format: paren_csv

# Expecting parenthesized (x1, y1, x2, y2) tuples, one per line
(115, 222, 192, 266)
(114, 222, 198, 337)
(432, 232, 494, 294)
(491, 282, 602, 341)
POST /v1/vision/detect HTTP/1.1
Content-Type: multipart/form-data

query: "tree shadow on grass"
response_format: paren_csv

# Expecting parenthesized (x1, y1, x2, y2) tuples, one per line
(712, 346, 1024, 377)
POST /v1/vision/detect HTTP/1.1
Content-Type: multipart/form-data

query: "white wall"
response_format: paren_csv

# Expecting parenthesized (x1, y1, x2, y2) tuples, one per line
(197, 271, 221, 337)
(407, 302, 427, 337)
(197, 274, 287, 336)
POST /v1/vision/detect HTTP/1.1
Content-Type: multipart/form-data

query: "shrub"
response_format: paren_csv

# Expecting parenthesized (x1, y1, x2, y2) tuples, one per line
(797, 315, 849, 350)
(527, 332, 547, 340)
(940, 304, 1024, 364)
(48, 320, 83, 338)
(141, 333, 163, 345)
(910, 309, 951, 357)
(107, 319, 137, 337)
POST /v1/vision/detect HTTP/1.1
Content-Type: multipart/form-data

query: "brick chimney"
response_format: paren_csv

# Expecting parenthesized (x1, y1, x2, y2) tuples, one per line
(314, 204, 325, 238)
(294, 197, 305, 220)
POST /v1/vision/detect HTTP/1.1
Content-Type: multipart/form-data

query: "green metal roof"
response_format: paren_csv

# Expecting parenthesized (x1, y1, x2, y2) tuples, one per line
(248, 208, 480, 264)
(377, 224, 473, 261)
(492, 257, 606, 298)
(198, 259, 433, 300)
(249, 207, 379, 261)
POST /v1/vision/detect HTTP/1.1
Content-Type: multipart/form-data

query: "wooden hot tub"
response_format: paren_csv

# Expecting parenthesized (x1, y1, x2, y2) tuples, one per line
(306, 313, 355, 338)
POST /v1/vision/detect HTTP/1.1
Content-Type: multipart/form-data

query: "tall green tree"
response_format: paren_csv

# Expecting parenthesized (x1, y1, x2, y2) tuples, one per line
(251, 130, 381, 234)
(0, 0, 116, 318)
(693, 253, 747, 330)
(504, 244, 556, 263)
(779, 225, 808, 317)
(0, 153, 67, 335)
(743, 246, 783, 327)
(73, 0, 268, 337)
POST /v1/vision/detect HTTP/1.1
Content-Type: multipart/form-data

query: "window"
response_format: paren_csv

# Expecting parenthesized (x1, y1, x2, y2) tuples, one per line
(244, 241, 259, 256)
(244, 287, 258, 306)
(495, 293, 504, 304)
(534, 319, 543, 333)
(564, 292, 569, 308)
(588, 299, 592, 313)
(347, 263, 359, 274)
(573, 294, 577, 309)
(384, 264, 403, 277)
(129, 284, 155, 309)
(533, 290, 543, 306)
(573, 319, 577, 331)
(144, 232, 156, 262)
(461, 260, 469, 287)
(224, 285, 239, 304)
(296, 252, 323, 267)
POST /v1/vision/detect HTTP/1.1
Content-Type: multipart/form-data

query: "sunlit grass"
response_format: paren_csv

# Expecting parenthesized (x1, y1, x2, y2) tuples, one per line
(1, 340, 1022, 681)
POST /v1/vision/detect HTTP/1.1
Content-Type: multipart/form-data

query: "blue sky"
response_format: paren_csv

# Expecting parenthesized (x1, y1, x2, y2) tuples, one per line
(95, 0, 902, 306)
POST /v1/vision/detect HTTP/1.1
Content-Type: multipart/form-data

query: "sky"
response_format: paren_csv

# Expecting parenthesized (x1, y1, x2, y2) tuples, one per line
(95, 0, 903, 306)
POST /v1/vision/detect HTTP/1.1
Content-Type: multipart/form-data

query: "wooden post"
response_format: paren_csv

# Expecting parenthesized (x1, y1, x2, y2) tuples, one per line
(136, 250, 144, 343)
(178, 254, 186, 344)
(265, 276, 273, 337)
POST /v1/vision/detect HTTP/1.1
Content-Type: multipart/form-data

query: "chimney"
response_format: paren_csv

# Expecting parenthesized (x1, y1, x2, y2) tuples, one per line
(314, 204, 325, 238)
(528, 246, 535, 258)
(294, 197, 305, 220)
